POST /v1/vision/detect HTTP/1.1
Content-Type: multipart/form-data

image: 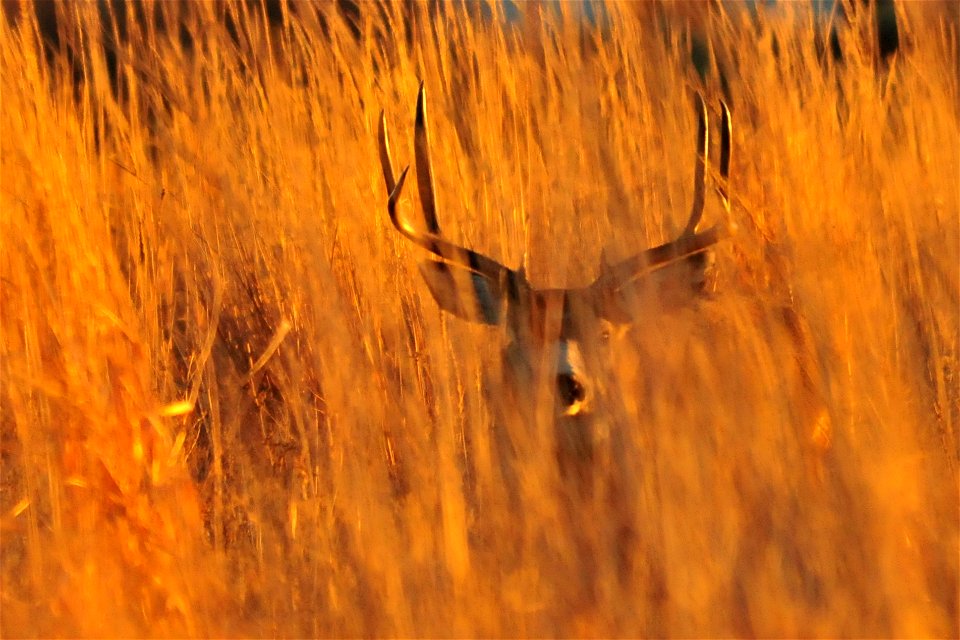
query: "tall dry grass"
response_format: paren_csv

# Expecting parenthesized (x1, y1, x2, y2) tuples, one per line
(1, 1, 957, 636)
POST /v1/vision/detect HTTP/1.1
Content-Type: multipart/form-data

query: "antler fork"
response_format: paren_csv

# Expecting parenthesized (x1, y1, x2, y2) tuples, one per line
(378, 83, 516, 285)
(590, 94, 732, 294)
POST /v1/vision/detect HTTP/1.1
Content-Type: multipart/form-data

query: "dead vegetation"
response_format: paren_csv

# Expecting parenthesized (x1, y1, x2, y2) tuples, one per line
(1, 1, 957, 636)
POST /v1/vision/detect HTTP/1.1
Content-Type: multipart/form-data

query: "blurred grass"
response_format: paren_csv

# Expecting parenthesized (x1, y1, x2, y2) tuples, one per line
(1, 0, 957, 636)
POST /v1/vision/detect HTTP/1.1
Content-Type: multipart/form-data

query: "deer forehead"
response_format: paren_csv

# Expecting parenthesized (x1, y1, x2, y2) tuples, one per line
(509, 289, 603, 344)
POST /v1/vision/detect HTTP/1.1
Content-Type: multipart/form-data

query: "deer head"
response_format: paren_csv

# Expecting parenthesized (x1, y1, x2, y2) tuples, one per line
(378, 85, 731, 421)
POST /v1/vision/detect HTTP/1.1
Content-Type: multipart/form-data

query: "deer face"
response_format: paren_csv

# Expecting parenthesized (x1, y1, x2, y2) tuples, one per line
(378, 85, 731, 420)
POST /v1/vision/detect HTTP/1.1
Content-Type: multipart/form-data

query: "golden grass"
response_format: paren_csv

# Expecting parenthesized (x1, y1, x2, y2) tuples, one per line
(1, 1, 957, 636)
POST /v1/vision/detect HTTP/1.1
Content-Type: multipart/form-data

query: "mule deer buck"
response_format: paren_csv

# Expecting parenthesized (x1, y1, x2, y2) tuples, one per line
(378, 85, 731, 464)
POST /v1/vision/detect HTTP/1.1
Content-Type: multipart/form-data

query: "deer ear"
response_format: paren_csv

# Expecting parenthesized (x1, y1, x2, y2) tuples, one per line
(597, 252, 715, 322)
(417, 260, 505, 325)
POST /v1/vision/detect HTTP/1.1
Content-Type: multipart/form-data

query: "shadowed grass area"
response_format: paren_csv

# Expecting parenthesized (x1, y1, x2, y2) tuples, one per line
(1, 1, 957, 636)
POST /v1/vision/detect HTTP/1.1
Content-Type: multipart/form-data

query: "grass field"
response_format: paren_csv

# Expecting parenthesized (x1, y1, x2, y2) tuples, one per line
(1, 1, 958, 636)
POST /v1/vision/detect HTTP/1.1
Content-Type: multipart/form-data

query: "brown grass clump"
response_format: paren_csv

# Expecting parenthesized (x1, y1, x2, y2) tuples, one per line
(1, 1, 957, 637)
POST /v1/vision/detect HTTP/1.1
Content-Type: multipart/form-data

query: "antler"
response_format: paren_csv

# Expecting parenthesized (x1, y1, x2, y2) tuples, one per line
(378, 83, 515, 283)
(379, 87, 731, 302)
(592, 95, 732, 293)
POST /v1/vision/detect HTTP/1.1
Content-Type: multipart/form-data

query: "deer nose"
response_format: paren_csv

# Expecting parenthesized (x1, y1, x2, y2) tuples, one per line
(556, 372, 586, 408)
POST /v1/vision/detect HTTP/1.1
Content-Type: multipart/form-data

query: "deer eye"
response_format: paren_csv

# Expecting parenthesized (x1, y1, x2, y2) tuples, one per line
(600, 328, 611, 342)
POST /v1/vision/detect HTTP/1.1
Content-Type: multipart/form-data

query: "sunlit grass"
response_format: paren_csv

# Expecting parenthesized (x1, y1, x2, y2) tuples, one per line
(1, 1, 957, 636)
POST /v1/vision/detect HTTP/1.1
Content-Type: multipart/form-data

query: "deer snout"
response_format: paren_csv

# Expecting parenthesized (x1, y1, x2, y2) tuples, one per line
(556, 371, 586, 409)
(556, 341, 588, 416)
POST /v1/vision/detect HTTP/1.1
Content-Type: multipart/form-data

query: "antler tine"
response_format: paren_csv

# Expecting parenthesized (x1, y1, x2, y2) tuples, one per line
(377, 110, 397, 196)
(682, 94, 709, 237)
(716, 100, 732, 213)
(415, 82, 442, 235)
